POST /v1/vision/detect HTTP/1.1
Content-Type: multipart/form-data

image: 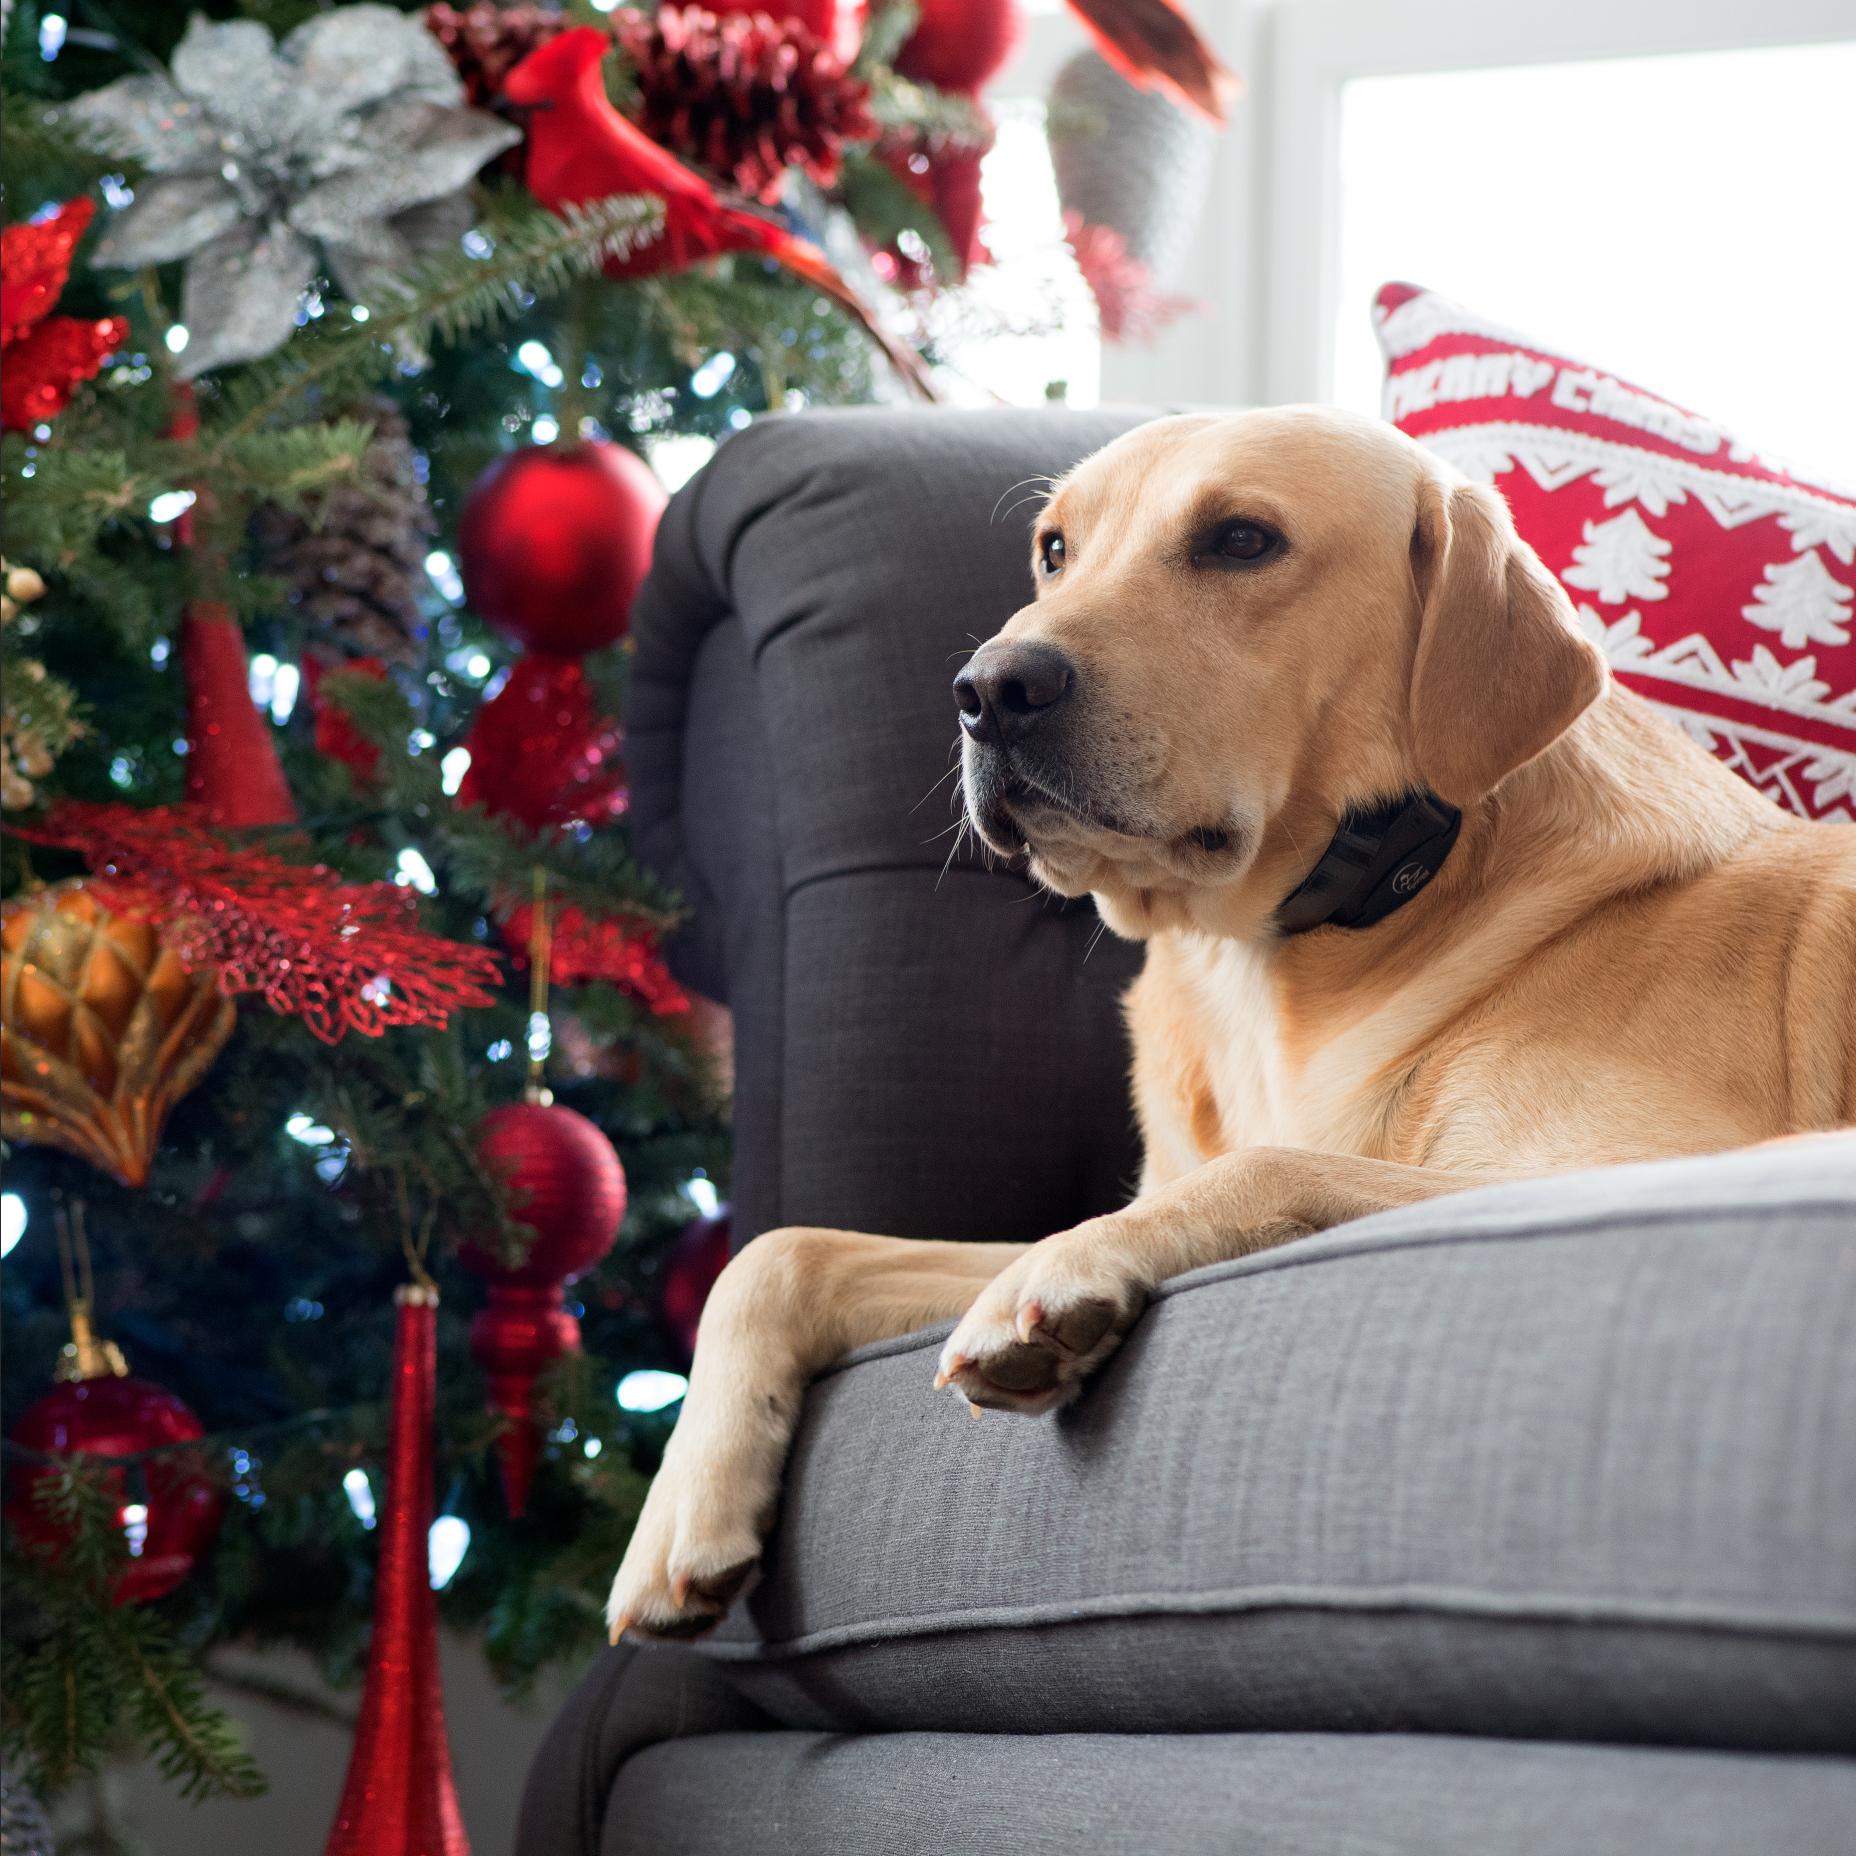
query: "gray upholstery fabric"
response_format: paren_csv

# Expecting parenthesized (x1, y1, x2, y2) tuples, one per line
(687, 1141, 1856, 1753)
(626, 407, 1157, 1245)
(607, 1733, 1856, 1856)
(515, 1646, 769, 1856)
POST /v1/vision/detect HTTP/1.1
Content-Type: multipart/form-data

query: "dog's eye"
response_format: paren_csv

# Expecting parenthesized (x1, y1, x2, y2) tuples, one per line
(1208, 520, 1279, 564)
(1039, 532, 1066, 576)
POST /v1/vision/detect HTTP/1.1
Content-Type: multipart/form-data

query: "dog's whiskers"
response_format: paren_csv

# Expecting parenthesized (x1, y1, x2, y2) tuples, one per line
(909, 759, 963, 816)
(990, 475, 1055, 525)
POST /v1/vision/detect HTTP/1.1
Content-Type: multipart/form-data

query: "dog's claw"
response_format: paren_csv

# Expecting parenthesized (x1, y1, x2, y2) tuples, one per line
(968, 1401, 983, 1420)
(608, 1614, 630, 1646)
(1014, 1301, 1043, 1344)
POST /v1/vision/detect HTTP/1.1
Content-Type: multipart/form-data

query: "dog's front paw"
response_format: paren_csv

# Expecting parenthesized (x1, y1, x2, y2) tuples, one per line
(605, 1466, 760, 1642)
(606, 1410, 782, 1642)
(936, 1223, 1146, 1416)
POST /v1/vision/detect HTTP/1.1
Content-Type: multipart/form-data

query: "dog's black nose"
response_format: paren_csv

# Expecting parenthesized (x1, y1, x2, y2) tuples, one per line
(954, 641, 1077, 745)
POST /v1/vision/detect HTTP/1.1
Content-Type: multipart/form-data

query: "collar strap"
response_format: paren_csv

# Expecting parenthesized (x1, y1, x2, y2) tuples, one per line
(1273, 791, 1462, 936)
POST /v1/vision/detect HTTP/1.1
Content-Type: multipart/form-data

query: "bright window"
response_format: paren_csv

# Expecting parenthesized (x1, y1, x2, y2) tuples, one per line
(931, 101, 1100, 407)
(1333, 41, 1856, 481)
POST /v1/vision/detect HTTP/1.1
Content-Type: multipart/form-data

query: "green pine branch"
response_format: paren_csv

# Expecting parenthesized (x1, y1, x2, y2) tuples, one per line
(838, 151, 960, 280)
(2, 1469, 264, 1801)
(201, 193, 667, 453)
(2, 422, 377, 573)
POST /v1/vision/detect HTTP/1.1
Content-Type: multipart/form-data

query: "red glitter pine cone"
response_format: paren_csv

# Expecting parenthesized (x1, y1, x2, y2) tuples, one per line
(425, 3, 567, 109)
(613, 4, 877, 202)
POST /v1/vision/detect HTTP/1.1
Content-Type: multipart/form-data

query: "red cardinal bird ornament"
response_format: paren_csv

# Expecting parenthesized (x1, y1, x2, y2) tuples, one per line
(504, 28, 937, 398)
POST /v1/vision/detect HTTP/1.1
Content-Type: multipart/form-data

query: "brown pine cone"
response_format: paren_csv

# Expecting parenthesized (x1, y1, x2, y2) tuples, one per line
(614, 5, 877, 203)
(252, 402, 436, 669)
(425, 3, 568, 111)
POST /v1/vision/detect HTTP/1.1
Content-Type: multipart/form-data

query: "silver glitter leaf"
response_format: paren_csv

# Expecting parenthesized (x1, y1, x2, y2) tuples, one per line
(169, 16, 293, 140)
(91, 173, 242, 268)
(65, 75, 215, 173)
(73, 1, 521, 375)
(282, 4, 465, 119)
(176, 220, 316, 380)
(291, 106, 517, 242)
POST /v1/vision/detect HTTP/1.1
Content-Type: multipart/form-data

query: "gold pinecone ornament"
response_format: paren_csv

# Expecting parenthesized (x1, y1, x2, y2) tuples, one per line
(251, 400, 436, 668)
(1, 884, 236, 1187)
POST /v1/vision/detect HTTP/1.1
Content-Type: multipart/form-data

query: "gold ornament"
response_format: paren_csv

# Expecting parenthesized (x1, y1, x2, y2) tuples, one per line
(1, 884, 235, 1186)
(1, 558, 47, 624)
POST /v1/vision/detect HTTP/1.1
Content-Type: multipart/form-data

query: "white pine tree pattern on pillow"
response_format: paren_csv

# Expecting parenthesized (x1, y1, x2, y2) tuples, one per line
(1563, 510, 1673, 605)
(1779, 507, 1856, 567)
(1741, 550, 1853, 650)
(1374, 285, 1856, 822)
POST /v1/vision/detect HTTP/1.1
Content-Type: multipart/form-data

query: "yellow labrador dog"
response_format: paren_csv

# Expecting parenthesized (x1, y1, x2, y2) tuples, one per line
(608, 406, 1856, 1640)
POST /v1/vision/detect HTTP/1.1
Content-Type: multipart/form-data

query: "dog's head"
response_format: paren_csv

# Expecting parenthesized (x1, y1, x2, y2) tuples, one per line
(956, 407, 1607, 940)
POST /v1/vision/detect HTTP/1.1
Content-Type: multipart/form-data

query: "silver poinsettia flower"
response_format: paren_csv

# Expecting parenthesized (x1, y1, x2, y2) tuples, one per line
(69, 5, 519, 378)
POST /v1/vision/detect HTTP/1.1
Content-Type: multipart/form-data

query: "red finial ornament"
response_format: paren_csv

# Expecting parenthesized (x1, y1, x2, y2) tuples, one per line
(179, 603, 300, 828)
(455, 656, 628, 835)
(460, 1101, 627, 1516)
(161, 386, 299, 830)
(325, 1285, 469, 1856)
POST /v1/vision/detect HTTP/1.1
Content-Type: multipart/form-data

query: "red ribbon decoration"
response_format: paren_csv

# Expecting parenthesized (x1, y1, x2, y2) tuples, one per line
(326, 1285, 470, 1856)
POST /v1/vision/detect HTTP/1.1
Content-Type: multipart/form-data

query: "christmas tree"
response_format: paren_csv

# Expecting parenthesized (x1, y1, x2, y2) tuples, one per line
(0, 0, 993, 1826)
(0, 0, 1233, 1837)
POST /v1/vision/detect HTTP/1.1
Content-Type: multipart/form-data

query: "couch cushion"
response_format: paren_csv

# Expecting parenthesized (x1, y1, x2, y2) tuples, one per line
(608, 1732, 1856, 1856)
(681, 1140, 1856, 1751)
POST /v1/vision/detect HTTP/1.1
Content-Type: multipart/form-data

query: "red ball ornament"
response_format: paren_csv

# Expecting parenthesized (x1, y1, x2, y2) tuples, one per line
(455, 654, 627, 834)
(461, 1101, 627, 1514)
(893, 0, 1023, 94)
(457, 440, 666, 657)
(660, 1206, 733, 1365)
(7, 1353, 223, 1605)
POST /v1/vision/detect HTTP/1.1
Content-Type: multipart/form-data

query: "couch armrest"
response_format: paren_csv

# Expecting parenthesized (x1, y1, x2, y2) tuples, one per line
(625, 407, 1159, 1244)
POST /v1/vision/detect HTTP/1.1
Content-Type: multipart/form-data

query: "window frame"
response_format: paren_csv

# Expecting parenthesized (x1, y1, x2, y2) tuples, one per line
(1261, 0, 1854, 407)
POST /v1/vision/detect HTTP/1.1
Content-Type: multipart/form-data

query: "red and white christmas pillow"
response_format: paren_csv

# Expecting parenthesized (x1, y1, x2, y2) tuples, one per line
(1373, 282, 1856, 823)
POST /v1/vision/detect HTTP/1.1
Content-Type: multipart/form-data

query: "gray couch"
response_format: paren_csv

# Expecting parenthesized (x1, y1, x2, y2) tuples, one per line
(518, 408, 1856, 1854)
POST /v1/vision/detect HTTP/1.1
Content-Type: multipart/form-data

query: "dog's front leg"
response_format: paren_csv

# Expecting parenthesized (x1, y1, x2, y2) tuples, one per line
(609, 1229, 1026, 1640)
(938, 1148, 1484, 1415)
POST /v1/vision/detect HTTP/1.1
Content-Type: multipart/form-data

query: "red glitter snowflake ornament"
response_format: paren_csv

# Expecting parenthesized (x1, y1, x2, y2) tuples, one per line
(18, 802, 501, 1043)
(501, 902, 689, 1014)
(1, 198, 128, 431)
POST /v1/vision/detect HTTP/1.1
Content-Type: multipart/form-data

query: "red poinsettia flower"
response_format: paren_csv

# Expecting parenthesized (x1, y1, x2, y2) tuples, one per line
(1, 198, 129, 432)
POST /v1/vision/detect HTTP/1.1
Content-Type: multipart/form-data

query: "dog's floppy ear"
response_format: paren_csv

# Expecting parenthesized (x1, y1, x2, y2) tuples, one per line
(1407, 473, 1607, 805)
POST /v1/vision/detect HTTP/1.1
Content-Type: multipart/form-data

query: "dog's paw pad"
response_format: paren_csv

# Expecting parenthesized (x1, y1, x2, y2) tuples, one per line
(1028, 1295, 1120, 1358)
